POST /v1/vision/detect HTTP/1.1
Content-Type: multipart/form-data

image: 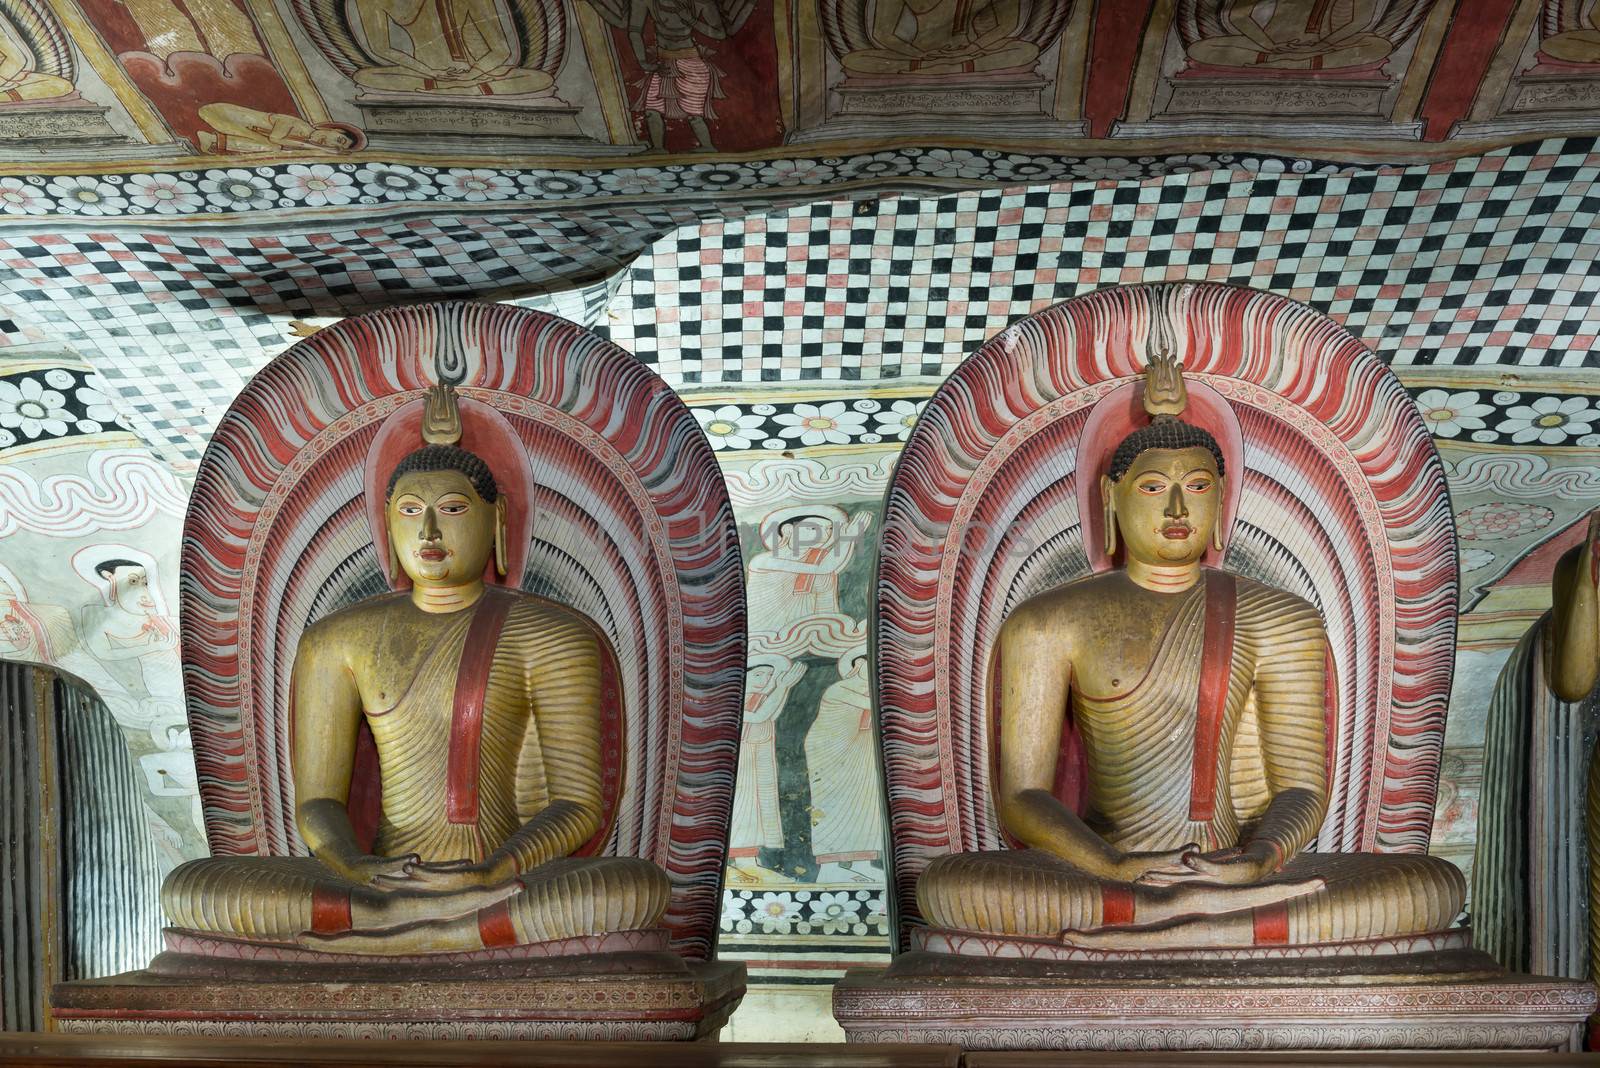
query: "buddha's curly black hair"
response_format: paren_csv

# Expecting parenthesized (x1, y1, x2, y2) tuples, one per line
(385, 445, 499, 503)
(1107, 416, 1225, 483)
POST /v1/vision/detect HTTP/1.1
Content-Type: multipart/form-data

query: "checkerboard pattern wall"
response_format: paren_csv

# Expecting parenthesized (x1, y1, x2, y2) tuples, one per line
(0, 138, 1596, 465)
(602, 139, 1600, 386)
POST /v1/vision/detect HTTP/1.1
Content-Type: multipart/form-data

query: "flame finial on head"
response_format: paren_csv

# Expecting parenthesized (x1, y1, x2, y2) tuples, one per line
(421, 382, 463, 446)
(1142, 350, 1188, 421)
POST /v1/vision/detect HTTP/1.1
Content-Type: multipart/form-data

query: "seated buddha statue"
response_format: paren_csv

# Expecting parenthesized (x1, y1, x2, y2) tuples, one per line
(347, 0, 554, 97)
(160, 384, 668, 956)
(838, 0, 1041, 77)
(916, 356, 1466, 950)
(1184, 0, 1397, 72)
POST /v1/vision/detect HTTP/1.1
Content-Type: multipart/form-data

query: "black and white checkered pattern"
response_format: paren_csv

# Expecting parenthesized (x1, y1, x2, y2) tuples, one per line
(0, 138, 1596, 463)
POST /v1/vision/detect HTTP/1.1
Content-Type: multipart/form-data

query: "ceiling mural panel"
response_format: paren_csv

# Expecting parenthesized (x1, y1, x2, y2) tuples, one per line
(5, 1, 1600, 187)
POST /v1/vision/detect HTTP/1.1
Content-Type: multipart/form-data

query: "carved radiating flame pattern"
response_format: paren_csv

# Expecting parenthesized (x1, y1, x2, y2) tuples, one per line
(178, 301, 744, 961)
(874, 282, 1458, 942)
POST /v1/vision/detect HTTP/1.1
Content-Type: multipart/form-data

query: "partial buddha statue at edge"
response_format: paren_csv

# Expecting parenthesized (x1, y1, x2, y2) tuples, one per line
(161, 384, 669, 956)
(916, 354, 1466, 950)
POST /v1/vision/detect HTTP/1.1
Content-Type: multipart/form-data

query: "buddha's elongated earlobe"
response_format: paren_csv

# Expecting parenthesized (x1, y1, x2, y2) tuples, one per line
(1100, 474, 1117, 557)
(494, 497, 508, 578)
(1211, 478, 1226, 553)
(384, 517, 401, 586)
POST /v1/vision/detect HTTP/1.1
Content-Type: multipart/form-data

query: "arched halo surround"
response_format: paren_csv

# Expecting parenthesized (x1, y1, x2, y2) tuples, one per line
(874, 281, 1458, 940)
(179, 302, 746, 960)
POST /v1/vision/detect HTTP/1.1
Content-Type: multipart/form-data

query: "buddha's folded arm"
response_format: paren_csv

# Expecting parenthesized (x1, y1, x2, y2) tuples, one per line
(1229, 582, 1330, 873)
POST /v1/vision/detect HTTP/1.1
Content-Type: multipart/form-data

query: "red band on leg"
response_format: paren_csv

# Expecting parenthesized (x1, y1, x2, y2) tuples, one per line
(1252, 902, 1289, 945)
(477, 900, 518, 948)
(1102, 884, 1136, 926)
(310, 886, 352, 934)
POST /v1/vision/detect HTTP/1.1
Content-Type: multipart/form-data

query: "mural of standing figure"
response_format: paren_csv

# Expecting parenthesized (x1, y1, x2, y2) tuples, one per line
(1177, 0, 1436, 72)
(729, 654, 807, 882)
(746, 505, 871, 659)
(578, 0, 756, 150)
(804, 647, 882, 884)
(1475, 510, 1600, 985)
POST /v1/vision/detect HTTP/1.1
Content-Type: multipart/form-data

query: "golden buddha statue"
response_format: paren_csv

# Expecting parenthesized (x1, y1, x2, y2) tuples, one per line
(916, 355, 1465, 950)
(160, 384, 668, 956)
(837, 0, 1041, 77)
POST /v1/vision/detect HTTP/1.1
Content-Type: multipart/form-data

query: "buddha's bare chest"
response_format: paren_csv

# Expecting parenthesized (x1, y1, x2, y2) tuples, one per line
(1066, 592, 1195, 697)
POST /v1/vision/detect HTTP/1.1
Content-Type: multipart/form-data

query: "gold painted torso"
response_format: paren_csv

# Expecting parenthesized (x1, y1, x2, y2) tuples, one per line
(1056, 573, 1308, 853)
(321, 592, 589, 863)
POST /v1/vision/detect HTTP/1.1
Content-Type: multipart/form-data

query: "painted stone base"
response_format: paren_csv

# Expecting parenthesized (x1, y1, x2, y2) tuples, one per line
(52, 957, 745, 1040)
(832, 947, 1596, 1051)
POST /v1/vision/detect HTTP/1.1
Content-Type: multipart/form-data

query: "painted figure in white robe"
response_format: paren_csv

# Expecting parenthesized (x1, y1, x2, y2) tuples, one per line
(805, 646, 881, 884)
(746, 505, 871, 658)
(729, 654, 807, 883)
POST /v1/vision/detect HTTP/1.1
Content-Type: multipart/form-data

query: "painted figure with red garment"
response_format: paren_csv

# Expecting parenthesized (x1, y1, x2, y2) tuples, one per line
(580, 0, 755, 151)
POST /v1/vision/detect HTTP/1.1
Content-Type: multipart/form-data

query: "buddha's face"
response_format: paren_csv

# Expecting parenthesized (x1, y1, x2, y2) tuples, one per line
(1108, 446, 1221, 566)
(387, 468, 495, 587)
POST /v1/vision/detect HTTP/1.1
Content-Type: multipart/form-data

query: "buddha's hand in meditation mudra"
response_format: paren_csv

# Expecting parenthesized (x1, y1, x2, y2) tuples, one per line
(161, 385, 670, 956)
(915, 354, 1465, 951)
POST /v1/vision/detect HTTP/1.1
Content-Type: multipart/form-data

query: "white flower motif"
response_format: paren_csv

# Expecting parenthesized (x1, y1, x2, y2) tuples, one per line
(1460, 548, 1495, 573)
(1497, 396, 1599, 445)
(441, 169, 516, 201)
(126, 173, 203, 214)
(515, 172, 596, 199)
(1070, 157, 1143, 182)
(1156, 153, 1218, 175)
(75, 379, 121, 424)
(0, 377, 71, 438)
(1239, 157, 1288, 175)
(912, 148, 991, 180)
(774, 401, 869, 446)
(872, 399, 924, 441)
(684, 162, 759, 192)
(864, 894, 889, 932)
(0, 177, 49, 215)
(842, 151, 913, 181)
(45, 175, 128, 216)
(275, 164, 357, 207)
(756, 158, 838, 187)
(991, 153, 1064, 185)
(811, 891, 863, 935)
(43, 369, 73, 389)
(1414, 389, 1494, 438)
(353, 164, 436, 201)
(593, 167, 678, 196)
(199, 169, 277, 211)
(693, 405, 767, 449)
(752, 892, 802, 934)
(719, 892, 748, 931)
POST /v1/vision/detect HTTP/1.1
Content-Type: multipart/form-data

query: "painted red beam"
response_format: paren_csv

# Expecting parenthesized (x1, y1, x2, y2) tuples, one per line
(1084, 0, 1159, 139)
(1418, 0, 1524, 141)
